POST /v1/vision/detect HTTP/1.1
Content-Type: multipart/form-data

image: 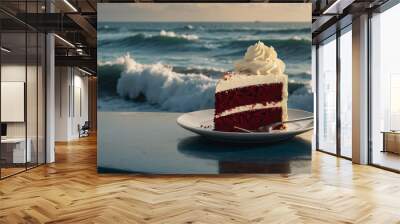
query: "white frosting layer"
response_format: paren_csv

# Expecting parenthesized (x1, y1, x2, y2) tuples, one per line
(234, 41, 285, 75)
(215, 73, 288, 95)
(215, 101, 287, 120)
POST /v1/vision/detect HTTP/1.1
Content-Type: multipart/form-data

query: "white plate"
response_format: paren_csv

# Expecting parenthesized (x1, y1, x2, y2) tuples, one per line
(177, 109, 313, 143)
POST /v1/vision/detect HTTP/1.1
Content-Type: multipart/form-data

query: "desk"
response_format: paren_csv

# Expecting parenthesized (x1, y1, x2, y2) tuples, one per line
(382, 131, 400, 154)
(1, 138, 31, 163)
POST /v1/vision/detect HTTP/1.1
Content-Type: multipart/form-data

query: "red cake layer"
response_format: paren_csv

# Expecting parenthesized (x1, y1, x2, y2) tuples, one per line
(215, 83, 283, 115)
(214, 107, 283, 132)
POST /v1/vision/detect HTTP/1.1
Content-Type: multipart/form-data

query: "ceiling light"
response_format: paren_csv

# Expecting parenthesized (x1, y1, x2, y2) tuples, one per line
(323, 0, 342, 15)
(63, 0, 78, 12)
(76, 48, 84, 55)
(54, 34, 75, 48)
(78, 67, 92, 76)
(1, 47, 11, 53)
(322, 0, 355, 15)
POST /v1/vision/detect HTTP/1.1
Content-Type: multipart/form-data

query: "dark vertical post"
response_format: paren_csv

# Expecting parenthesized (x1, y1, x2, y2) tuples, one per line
(25, 0, 28, 171)
(315, 44, 320, 150)
(367, 11, 373, 164)
(36, 0, 39, 167)
(336, 26, 341, 157)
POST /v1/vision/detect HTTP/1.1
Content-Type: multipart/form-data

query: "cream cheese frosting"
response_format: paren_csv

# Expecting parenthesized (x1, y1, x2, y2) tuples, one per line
(234, 41, 285, 76)
(215, 101, 287, 119)
(215, 73, 288, 94)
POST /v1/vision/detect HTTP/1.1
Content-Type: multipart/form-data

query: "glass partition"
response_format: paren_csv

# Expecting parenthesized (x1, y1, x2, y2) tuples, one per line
(0, 31, 28, 177)
(317, 35, 337, 154)
(0, 1, 46, 179)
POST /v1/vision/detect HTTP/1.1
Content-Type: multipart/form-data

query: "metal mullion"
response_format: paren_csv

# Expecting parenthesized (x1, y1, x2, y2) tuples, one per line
(367, 11, 374, 166)
(44, 23, 47, 165)
(73, 68, 75, 118)
(36, 0, 39, 168)
(336, 27, 341, 157)
(370, 164, 400, 174)
(25, 0, 28, 171)
(315, 44, 320, 150)
(316, 148, 352, 161)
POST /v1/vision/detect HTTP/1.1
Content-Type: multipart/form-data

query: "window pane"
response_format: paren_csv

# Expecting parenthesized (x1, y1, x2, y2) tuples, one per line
(371, 4, 400, 171)
(317, 37, 337, 154)
(340, 28, 352, 158)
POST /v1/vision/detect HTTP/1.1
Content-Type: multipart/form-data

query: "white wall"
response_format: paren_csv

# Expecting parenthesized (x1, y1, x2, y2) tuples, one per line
(55, 67, 89, 141)
(1, 63, 46, 164)
(1, 65, 34, 138)
(55, 66, 70, 141)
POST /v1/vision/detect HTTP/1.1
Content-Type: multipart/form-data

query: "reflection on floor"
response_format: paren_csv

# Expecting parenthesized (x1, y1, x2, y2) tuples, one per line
(0, 167, 25, 178)
(373, 150, 400, 171)
(0, 135, 400, 223)
(0, 162, 42, 178)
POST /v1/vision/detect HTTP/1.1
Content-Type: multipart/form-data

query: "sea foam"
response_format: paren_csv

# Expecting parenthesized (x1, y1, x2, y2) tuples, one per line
(99, 54, 314, 112)
(160, 30, 199, 41)
(115, 54, 216, 112)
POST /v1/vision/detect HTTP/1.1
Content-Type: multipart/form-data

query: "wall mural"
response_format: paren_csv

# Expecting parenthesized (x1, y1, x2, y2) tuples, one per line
(97, 3, 313, 174)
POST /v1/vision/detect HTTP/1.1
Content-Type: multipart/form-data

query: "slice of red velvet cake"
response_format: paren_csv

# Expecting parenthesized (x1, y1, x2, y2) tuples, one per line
(214, 41, 288, 132)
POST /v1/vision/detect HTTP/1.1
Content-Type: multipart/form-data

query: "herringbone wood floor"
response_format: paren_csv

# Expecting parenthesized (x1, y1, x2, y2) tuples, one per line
(1, 135, 400, 224)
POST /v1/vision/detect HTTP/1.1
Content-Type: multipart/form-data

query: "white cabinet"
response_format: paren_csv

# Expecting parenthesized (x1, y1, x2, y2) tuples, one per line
(1, 138, 32, 163)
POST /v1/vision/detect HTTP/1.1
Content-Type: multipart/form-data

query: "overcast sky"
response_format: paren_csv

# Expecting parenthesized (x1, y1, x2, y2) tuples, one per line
(98, 3, 311, 22)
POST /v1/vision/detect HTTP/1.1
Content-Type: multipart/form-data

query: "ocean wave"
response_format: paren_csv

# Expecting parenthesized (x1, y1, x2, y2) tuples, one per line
(207, 27, 310, 34)
(98, 58, 126, 97)
(224, 38, 311, 49)
(127, 25, 195, 33)
(184, 24, 194, 30)
(98, 25, 120, 33)
(99, 31, 207, 52)
(105, 54, 217, 112)
(173, 66, 225, 78)
(288, 85, 314, 112)
(290, 35, 311, 41)
(216, 38, 311, 61)
(159, 30, 199, 40)
(288, 82, 307, 95)
(287, 72, 311, 80)
(98, 54, 313, 112)
(255, 27, 310, 35)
